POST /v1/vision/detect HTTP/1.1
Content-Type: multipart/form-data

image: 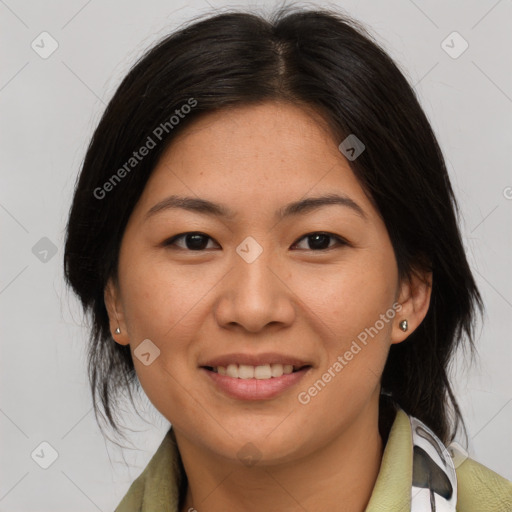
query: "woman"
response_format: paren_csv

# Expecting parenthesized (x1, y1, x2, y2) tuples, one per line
(63, 6, 512, 512)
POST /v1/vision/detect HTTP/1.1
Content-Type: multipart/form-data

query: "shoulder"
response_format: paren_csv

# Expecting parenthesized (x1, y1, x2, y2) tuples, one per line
(455, 455, 512, 512)
(113, 428, 183, 512)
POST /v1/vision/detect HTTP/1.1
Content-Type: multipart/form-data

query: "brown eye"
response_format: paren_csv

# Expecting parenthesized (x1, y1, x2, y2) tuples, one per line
(292, 232, 348, 251)
(164, 232, 219, 251)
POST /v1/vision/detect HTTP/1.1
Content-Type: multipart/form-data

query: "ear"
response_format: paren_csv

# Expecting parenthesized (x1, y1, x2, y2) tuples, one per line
(104, 277, 130, 346)
(391, 268, 432, 344)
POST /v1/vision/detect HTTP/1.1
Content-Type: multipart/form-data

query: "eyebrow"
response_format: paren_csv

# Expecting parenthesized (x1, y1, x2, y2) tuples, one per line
(144, 193, 368, 222)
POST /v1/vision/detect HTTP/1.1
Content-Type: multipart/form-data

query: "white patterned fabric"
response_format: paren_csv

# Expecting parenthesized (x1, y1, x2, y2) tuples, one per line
(409, 415, 458, 511)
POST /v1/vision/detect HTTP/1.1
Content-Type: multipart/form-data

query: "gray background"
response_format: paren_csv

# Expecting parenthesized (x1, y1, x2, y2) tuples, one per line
(1, 0, 511, 510)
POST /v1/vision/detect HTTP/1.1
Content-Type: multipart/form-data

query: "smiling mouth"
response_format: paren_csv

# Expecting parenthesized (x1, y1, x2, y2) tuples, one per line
(202, 363, 311, 380)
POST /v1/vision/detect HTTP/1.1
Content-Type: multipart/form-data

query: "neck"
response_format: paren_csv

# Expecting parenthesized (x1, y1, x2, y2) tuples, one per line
(176, 398, 385, 512)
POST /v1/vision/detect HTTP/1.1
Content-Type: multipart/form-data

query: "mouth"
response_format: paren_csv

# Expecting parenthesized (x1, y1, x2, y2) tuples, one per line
(200, 363, 312, 401)
(202, 363, 311, 379)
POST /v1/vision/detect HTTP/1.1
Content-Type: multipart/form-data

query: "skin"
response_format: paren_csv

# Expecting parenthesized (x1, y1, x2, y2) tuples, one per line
(104, 101, 432, 512)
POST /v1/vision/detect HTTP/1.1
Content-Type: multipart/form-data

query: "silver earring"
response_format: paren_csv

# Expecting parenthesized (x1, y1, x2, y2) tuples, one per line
(115, 327, 121, 334)
(399, 320, 408, 332)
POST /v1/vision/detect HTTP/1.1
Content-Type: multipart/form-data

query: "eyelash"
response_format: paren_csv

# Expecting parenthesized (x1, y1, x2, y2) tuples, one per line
(163, 231, 349, 252)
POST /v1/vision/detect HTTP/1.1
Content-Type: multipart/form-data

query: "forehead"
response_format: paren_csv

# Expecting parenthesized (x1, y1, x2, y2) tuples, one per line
(165, 101, 339, 164)
(132, 102, 377, 223)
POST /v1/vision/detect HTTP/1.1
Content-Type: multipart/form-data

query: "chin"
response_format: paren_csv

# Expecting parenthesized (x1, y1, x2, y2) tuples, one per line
(208, 424, 312, 467)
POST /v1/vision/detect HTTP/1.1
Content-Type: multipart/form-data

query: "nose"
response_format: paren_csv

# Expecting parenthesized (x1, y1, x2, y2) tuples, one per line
(213, 239, 296, 333)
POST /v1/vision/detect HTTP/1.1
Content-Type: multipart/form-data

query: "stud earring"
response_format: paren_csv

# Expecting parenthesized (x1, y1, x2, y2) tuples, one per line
(113, 309, 121, 335)
(399, 320, 408, 332)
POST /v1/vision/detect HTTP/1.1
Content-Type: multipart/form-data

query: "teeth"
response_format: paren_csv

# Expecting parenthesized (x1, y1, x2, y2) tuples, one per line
(226, 364, 239, 378)
(213, 363, 298, 379)
(271, 363, 284, 378)
(238, 364, 254, 379)
(255, 365, 272, 379)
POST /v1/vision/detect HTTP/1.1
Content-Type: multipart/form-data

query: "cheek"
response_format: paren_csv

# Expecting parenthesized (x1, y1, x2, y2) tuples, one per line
(295, 276, 394, 426)
(291, 254, 396, 340)
(119, 262, 197, 419)
(119, 248, 214, 342)
(117, 249, 220, 405)
(291, 252, 396, 402)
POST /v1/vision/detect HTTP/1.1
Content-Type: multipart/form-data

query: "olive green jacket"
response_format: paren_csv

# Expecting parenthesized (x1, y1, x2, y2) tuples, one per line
(114, 410, 512, 511)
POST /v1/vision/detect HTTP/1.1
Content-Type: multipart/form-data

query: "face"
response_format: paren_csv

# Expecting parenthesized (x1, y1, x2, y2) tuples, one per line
(105, 101, 431, 465)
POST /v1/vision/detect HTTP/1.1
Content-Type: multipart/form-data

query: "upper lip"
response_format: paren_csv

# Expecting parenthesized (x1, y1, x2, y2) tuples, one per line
(200, 352, 312, 368)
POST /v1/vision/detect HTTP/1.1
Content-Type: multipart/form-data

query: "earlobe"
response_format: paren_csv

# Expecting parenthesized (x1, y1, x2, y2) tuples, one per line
(391, 269, 432, 345)
(104, 278, 130, 346)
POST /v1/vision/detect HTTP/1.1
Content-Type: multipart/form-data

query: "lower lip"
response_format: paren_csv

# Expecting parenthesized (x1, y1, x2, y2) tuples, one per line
(201, 367, 311, 401)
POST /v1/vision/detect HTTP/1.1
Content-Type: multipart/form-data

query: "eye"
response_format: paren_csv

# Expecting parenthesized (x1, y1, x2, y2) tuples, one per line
(291, 232, 348, 251)
(163, 231, 348, 252)
(163, 232, 219, 251)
